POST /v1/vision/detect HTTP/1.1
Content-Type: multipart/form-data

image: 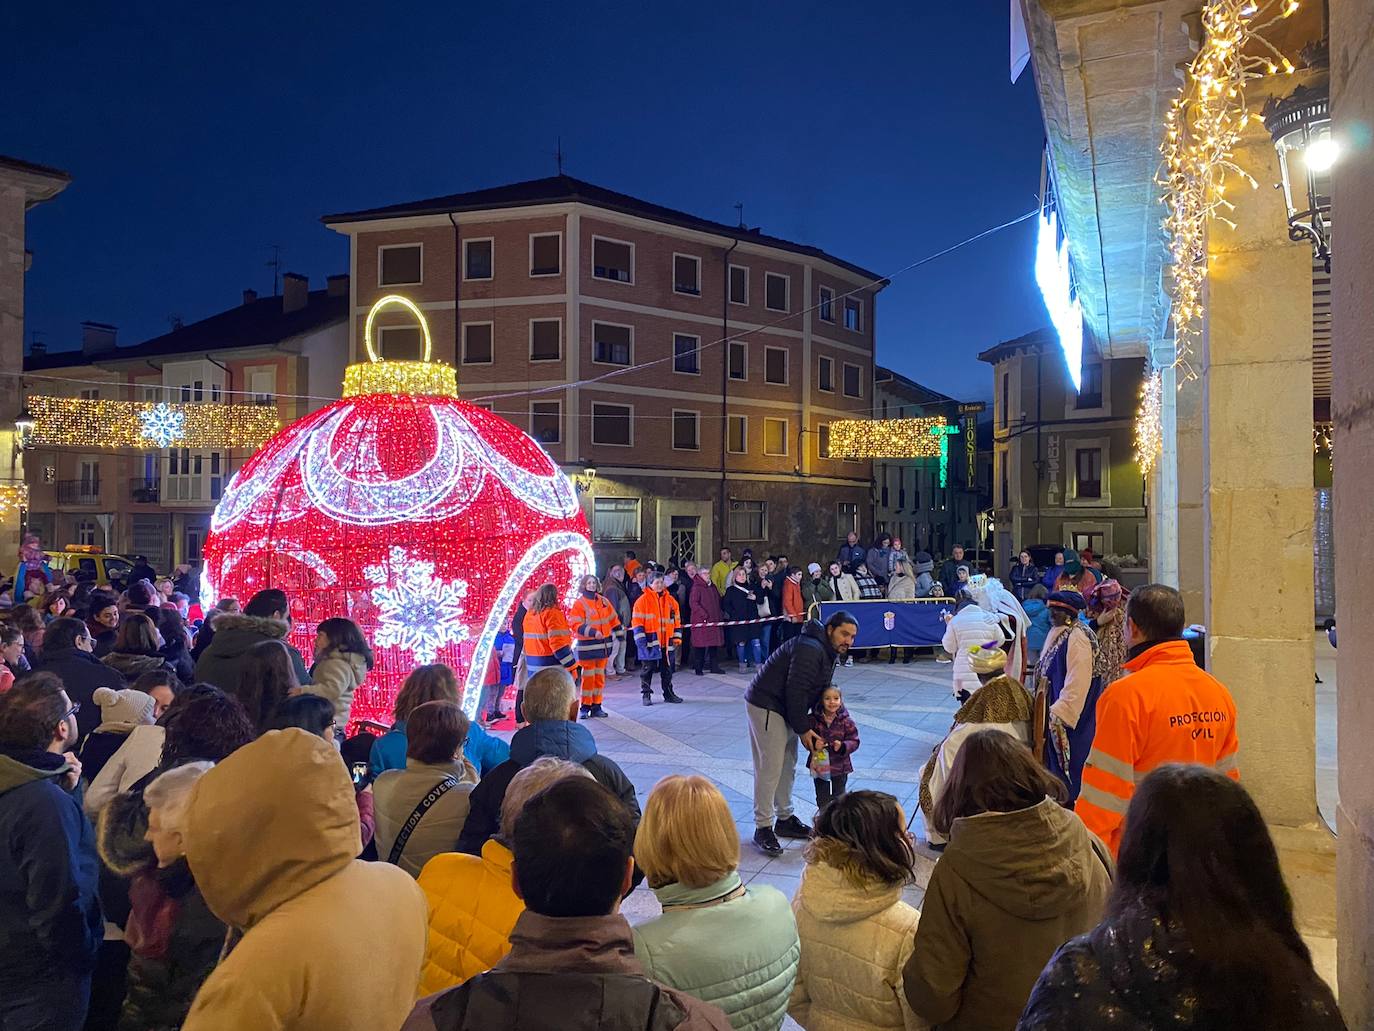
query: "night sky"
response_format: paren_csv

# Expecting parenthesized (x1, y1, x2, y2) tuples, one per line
(4, 2, 1047, 401)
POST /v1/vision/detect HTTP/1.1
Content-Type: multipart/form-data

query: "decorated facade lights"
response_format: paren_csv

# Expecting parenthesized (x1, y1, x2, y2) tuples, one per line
(0, 482, 29, 518)
(1134, 369, 1164, 473)
(1138, 0, 1304, 471)
(827, 417, 950, 460)
(1313, 422, 1333, 454)
(23, 395, 279, 450)
(201, 294, 594, 724)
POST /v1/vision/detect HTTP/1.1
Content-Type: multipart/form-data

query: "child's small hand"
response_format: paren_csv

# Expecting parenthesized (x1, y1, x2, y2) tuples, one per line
(832, 739, 843, 752)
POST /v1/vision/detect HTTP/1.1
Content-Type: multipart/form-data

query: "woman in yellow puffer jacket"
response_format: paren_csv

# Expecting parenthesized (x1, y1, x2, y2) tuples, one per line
(414, 756, 594, 995)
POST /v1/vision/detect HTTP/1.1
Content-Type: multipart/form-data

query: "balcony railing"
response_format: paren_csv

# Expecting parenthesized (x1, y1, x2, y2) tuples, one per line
(129, 478, 161, 503)
(56, 480, 101, 505)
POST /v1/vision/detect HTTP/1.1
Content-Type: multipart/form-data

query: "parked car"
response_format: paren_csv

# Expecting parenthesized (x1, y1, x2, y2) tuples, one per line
(43, 546, 134, 589)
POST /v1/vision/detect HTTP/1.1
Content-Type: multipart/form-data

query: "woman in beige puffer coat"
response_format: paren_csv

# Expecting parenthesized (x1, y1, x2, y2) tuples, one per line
(307, 617, 374, 732)
(789, 790, 929, 1031)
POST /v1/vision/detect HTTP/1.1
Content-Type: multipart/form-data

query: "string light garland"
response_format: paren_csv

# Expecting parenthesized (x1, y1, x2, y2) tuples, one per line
(828, 418, 950, 460)
(202, 295, 594, 726)
(1137, 0, 1303, 472)
(1313, 422, 1332, 454)
(25, 396, 279, 449)
(0, 482, 29, 517)
(1134, 370, 1164, 473)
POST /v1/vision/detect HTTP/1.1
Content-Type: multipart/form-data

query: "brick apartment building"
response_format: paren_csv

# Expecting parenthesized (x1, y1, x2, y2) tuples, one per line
(323, 175, 882, 569)
(21, 274, 348, 570)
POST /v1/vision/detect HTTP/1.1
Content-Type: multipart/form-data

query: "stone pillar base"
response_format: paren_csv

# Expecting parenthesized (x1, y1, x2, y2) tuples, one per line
(1272, 822, 1337, 938)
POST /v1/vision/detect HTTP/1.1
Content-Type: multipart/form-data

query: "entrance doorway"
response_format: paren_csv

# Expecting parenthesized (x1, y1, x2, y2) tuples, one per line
(669, 515, 699, 568)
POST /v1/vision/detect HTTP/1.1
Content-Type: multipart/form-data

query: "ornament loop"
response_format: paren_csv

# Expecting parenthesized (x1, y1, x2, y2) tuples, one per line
(364, 294, 433, 363)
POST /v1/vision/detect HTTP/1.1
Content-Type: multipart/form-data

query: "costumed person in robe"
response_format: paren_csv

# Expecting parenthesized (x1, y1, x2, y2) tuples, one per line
(1032, 591, 1101, 803)
(969, 575, 1031, 683)
(1085, 578, 1128, 689)
(917, 644, 1034, 847)
(1051, 550, 1099, 594)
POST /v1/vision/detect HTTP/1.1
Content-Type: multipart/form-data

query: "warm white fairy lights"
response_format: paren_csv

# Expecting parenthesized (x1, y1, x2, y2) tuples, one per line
(1138, 0, 1302, 471)
(1134, 370, 1164, 473)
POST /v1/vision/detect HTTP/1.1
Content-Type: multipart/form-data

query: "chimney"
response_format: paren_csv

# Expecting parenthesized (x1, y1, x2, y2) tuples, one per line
(326, 273, 349, 298)
(243, 288, 258, 305)
(80, 321, 117, 356)
(282, 272, 309, 313)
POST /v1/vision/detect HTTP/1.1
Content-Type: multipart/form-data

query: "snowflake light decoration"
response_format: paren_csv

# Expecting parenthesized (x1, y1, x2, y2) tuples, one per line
(139, 402, 186, 447)
(364, 546, 471, 664)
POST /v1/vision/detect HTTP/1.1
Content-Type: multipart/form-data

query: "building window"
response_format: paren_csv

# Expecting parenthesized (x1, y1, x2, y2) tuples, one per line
(592, 496, 641, 542)
(764, 346, 789, 385)
(1075, 447, 1103, 499)
(765, 272, 789, 312)
(1077, 364, 1104, 409)
(591, 403, 633, 446)
(818, 286, 834, 323)
(836, 502, 859, 539)
(248, 369, 276, 404)
(763, 417, 788, 456)
(530, 319, 561, 362)
(673, 254, 701, 296)
(592, 322, 632, 366)
(842, 362, 863, 398)
(378, 244, 422, 286)
(727, 415, 746, 454)
(1071, 530, 1107, 556)
(530, 401, 561, 444)
(843, 297, 862, 331)
(999, 451, 1009, 507)
(530, 233, 561, 276)
(728, 341, 747, 380)
(592, 237, 633, 284)
(729, 499, 767, 541)
(672, 410, 700, 451)
(77, 519, 97, 547)
(817, 423, 831, 459)
(79, 388, 100, 400)
(1000, 371, 1010, 428)
(379, 325, 425, 361)
(817, 355, 834, 393)
(672, 333, 700, 375)
(729, 265, 748, 305)
(463, 238, 493, 281)
(461, 323, 493, 364)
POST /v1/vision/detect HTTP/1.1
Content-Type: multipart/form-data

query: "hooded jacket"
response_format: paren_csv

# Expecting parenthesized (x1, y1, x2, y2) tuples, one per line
(404, 911, 732, 1031)
(1022, 599, 1051, 652)
(941, 606, 1004, 698)
(102, 648, 177, 682)
(789, 851, 925, 1031)
(191, 613, 312, 698)
(416, 837, 524, 995)
(306, 647, 369, 729)
(633, 872, 800, 1031)
(0, 746, 102, 983)
(903, 797, 1112, 1031)
(181, 729, 427, 1031)
(97, 790, 224, 1031)
(1017, 901, 1346, 1031)
(454, 719, 640, 855)
(744, 620, 839, 736)
(33, 644, 127, 740)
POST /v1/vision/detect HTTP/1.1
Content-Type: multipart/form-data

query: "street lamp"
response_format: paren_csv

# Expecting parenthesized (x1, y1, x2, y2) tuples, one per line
(572, 462, 597, 495)
(13, 407, 35, 454)
(1265, 71, 1335, 272)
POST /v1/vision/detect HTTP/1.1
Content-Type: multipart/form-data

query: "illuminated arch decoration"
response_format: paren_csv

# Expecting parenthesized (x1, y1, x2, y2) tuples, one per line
(24, 395, 279, 449)
(202, 294, 594, 724)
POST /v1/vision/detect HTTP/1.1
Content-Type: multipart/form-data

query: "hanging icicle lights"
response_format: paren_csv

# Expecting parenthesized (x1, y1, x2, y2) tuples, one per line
(1140, 0, 1302, 469)
(1134, 370, 1164, 473)
(827, 417, 950, 460)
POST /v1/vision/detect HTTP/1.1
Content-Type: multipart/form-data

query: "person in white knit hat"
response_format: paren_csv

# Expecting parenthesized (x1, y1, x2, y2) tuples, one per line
(80, 687, 156, 783)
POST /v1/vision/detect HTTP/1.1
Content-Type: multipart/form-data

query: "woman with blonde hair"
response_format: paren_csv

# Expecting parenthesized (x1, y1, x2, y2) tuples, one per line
(368, 663, 509, 779)
(632, 775, 799, 1031)
(415, 756, 593, 994)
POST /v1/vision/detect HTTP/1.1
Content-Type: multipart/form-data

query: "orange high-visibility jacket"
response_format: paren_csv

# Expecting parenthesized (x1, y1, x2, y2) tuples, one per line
(631, 588, 682, 653)
(522, 606, 576, 671)
(570, 594, 621, 662)
(623, 558, 642, 579)
(782, 578, 805, 622)
(1077, 638, 1239, 856)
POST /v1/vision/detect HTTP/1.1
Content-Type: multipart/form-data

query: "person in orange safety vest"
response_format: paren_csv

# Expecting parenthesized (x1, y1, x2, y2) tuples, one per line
(631, 570, 683, 707)
(1076, 583, 1239, 857)
(570, 574, 621, 720)
(521, 584, 576, 680)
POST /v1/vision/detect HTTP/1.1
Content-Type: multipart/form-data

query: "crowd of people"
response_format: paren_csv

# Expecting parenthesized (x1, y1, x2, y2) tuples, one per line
(0, 530, 1349, 1031)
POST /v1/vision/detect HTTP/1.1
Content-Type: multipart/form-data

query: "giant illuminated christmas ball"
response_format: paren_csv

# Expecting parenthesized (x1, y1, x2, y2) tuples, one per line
(202, 296, 594, 724)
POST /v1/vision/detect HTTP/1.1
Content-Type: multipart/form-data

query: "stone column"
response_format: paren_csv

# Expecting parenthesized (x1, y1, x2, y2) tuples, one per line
(1175, 353, 1205, 623)
(1149, 343, 1180, 591)
(1332, 0, 1374, 1017)
(1201, 115, 1332, 932)
(0, 185, 28, 553)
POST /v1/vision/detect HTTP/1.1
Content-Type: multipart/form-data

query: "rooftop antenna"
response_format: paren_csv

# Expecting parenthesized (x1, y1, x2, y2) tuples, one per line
(554, 138, 565, 176)
(734, 202, 744, 228)
(266, 244, 283, 296)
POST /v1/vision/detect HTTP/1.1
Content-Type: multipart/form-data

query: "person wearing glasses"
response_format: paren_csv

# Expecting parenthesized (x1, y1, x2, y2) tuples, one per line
(32, 616, 128, 741)
(0, 671, 102, 1031)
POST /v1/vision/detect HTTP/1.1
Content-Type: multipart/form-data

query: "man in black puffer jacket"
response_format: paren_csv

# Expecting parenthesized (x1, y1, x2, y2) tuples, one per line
(744, 612, 857, 856)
